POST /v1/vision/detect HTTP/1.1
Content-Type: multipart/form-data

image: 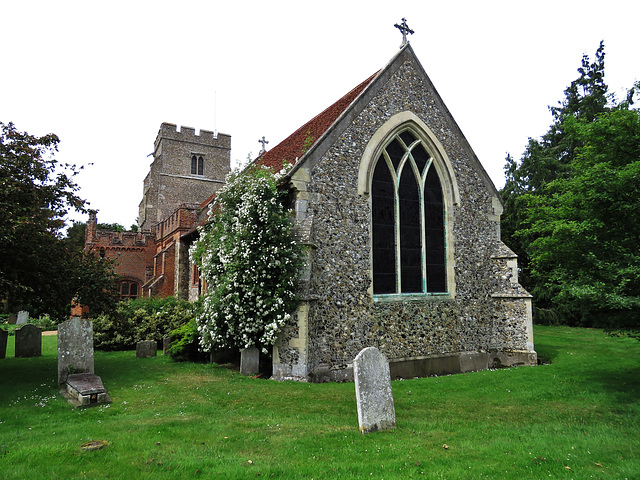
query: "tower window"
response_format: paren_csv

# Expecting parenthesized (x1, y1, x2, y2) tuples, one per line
(191, 155, 204, 175)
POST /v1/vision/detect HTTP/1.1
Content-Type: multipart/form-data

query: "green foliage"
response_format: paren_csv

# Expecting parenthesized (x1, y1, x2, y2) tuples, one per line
(518, 109, 640, 328)
(191, 165, 303, 353)
(500, 43, 640, 329)
(0, 122, 117, 320)
(92, 297, 195, 350)
(167, 317, 208, 362)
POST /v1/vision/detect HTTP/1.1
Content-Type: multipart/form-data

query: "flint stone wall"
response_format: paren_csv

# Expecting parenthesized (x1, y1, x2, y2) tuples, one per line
(273, 53, 535, 381)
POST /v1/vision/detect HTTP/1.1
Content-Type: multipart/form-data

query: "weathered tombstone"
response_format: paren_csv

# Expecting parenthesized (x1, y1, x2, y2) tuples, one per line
(240, 347, 259, 375)
(0, 329, 8, 359)
(163, 336, 171, 355)
(14, 324, 42, 358)
(58, 317, 94, 384)
(136, 340, 157, 358)
(353, 347, 396, 434)
(16, 310, 29, 325)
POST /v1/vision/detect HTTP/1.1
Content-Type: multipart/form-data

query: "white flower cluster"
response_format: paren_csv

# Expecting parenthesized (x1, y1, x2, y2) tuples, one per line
(191, 166, 300, 353)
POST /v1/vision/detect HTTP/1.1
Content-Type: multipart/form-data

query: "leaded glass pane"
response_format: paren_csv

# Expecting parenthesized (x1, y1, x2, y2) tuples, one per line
(412, 143, 430, 175)
(385, 139, 405, 170)
(372, 157, 396, 294)
(424, 168, 446, 292)
(399, 163, 422, 293)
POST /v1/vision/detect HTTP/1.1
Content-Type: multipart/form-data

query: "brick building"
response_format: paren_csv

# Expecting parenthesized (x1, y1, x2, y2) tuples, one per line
(83, 123, 230, 302)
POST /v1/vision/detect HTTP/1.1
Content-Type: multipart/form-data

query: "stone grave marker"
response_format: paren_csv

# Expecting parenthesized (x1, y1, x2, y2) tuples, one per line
(136, 340, 157, 358)
(0, 329, 8, 359)
(63, 373, 112, 407)
(16, 310, 29, 325)
(14, 324, 42, 358)
(353, 346, 396, 434)
(240, 347, 259, 375)
(58, 317, 94, 384)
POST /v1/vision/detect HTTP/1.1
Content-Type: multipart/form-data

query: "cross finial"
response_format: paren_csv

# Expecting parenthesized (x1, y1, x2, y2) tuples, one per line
(394, 18, 414, 48)
(258, 136, 269, 155)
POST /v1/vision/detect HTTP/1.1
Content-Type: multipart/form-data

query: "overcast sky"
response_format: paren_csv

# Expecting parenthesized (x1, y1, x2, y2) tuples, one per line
(2, 1, 638, 228)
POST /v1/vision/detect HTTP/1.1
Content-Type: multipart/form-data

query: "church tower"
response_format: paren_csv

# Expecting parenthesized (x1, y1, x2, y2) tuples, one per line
(138, 123, 231, 231)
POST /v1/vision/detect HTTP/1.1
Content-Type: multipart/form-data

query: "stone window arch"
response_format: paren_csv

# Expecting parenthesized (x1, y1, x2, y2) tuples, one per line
(358, 112, 459, 299)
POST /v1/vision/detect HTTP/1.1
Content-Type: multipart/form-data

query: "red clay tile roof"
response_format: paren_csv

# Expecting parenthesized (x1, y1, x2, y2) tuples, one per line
(255, 71, 379, 172)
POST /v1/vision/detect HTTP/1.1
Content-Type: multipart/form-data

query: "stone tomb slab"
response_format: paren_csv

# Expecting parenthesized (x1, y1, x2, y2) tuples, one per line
(353, 346, 396, 434)
(61, 373, 112, 407)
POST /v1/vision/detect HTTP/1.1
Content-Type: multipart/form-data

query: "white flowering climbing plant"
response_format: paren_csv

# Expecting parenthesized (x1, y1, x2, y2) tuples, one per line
(191, 165, 302, 354)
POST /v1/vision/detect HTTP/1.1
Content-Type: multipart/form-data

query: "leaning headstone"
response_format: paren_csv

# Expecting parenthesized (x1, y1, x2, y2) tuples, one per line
(136, 340, 157, 358)
(353, 347, 396, 434)
(240, 347, 260, 375)
(163, 336, 171, 355)
(58, 317, 94, 384)
(0, 329, 8, 359)
(14, 324, 42, 358)
(16, 310, 29, 325)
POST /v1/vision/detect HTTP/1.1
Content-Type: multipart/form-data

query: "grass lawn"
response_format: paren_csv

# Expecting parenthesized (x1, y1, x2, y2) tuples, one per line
(0, 325, 638, 479)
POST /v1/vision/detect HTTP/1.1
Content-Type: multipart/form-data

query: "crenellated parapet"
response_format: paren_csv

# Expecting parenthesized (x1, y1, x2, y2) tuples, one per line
(154, 123, 231, 152)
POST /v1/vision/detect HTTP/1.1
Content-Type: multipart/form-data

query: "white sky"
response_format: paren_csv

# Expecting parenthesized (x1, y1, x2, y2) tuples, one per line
(2, 1, 638, 228)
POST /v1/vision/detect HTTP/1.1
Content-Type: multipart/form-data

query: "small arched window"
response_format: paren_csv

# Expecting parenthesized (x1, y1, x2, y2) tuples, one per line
(191, 155, 204, 175)
(371, 130, 446, 295)
(120, 280, 139, 300)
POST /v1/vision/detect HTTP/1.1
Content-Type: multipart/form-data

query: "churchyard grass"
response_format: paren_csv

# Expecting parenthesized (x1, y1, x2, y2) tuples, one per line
(0, 326, 638, 479)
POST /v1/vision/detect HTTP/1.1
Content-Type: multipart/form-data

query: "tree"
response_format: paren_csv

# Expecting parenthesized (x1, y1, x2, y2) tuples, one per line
(191, 165, 302, 353)
(0, 122, 116, 320)
(500, 41, 640, 329)
(521, 108, 640, 328)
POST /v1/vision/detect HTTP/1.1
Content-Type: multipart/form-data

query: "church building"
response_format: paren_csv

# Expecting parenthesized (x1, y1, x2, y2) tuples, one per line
(256, 40, 536, 381)
(84, 26, 536, 381)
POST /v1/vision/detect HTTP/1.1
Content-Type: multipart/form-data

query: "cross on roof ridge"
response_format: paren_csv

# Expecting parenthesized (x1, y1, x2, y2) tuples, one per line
(394, 18, 414, 48)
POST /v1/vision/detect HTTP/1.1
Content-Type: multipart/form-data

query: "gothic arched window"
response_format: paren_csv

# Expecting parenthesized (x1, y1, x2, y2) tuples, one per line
(371, 130, 446, 295)
(191, 155, 204, 175)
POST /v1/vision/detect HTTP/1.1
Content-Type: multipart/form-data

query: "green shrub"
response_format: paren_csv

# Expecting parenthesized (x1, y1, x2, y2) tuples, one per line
(92, 297, 195, 351)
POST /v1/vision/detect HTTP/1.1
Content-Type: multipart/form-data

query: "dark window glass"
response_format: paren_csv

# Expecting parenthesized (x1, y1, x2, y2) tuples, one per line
(121, 282, 129, 296)
(424, 167, 446, 292)
(412, 144, 430, 176)
(386, 139, 405, 170)
(399, 131, 416, 148)
(130, 283, 138, 298)
(398, 164, 422, 293)
(372, 157, 396, 294)
(191, 155, 197, 174)
(198, 156, 204, 176)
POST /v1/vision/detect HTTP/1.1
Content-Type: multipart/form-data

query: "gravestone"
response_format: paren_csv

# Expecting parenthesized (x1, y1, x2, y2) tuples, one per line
(58, 317, 94, 384)
(0, 329, 7, 359)
(163, 336, 170, 355)
(63, 373, 112, 407)
(353, 347, 396, 434)
(14, 324, 42, 358)
(136, 340, 157, 358)
(240, 347, 259, 375)
(16, 310, 29, 325)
